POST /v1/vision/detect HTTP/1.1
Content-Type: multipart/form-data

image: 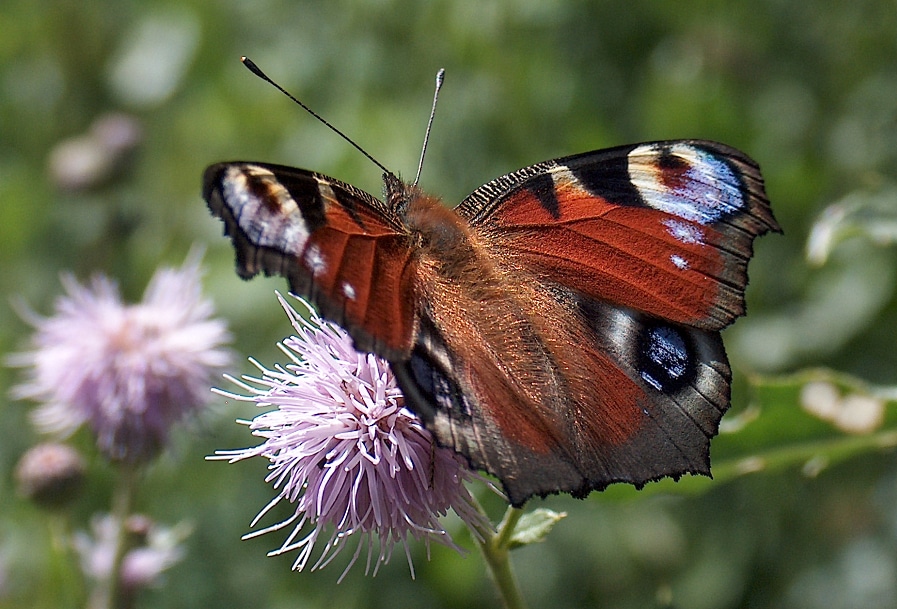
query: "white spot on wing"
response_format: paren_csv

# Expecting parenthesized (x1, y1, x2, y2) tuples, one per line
(304, 244, 327, 276)
(663, 218, 704, 245)
(549, 166, 578, 189)
(315, 178, 339, 205)
(342, 282, 356, 300)
(670, 254, 689, 270)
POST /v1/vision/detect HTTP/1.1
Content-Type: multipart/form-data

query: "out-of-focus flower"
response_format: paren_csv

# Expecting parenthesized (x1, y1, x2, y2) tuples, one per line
(212, 294, 487, 580)
(47, 112, 143, 191)
(74, 514, 190, 592)
(14, 442, 86, 509)
(10, 253, 231, 463)
(800, 380, 885, 435)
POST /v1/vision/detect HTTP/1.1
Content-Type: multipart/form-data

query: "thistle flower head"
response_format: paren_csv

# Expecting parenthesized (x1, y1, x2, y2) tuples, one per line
(10, 253, 231, 462)
(15, 442, 86, 509)
(74, 514, 190, 592)
(212, 293, 487, 580)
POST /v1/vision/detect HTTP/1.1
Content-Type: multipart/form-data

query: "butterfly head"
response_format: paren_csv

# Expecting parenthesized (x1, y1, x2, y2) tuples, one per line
(383, 171, 413, 214)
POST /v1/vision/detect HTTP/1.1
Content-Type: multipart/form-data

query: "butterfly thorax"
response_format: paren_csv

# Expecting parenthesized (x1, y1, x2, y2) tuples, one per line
(402, 189, 483, 281)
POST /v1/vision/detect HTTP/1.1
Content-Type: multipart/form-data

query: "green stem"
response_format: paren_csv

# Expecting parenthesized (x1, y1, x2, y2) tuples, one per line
(46, 513, 84, 608)
(90, 463, 139, 609)
(471, 503, 529, 609)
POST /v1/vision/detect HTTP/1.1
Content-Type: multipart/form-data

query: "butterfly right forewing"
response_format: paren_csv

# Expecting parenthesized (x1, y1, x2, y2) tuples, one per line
(458, 140, 778, 331)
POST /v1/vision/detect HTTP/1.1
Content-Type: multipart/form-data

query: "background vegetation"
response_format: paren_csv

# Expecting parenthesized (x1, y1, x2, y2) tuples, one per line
(2, 1, 897, 608)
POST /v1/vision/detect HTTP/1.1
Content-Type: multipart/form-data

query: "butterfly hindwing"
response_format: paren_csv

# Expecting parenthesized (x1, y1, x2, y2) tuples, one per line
(394, 266, 732, 506)
(203, 162, 417, 358)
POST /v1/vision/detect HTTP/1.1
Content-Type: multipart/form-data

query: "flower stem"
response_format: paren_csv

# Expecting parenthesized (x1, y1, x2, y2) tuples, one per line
(46, 513, 84, 608)
(472, 504, 529, 609)
(90, 463, 139, 609)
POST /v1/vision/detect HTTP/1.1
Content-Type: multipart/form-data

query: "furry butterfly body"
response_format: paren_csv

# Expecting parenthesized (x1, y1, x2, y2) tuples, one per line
(204, 139, 778, 506)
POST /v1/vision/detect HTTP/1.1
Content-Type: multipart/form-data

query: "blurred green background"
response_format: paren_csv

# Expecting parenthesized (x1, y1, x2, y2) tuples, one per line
(3, 1, 897, 608)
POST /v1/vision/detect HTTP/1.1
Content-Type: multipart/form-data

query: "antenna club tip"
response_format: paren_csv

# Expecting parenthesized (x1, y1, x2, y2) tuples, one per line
(240, 56, 266, 79)
(436, 68, 446, 86)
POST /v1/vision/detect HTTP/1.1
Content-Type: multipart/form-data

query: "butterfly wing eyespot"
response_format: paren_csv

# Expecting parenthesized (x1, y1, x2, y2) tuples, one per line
(203, 161, 417, 359)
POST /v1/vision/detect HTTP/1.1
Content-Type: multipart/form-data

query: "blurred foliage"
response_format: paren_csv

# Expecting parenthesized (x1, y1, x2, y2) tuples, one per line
(2, 0, 897, 608)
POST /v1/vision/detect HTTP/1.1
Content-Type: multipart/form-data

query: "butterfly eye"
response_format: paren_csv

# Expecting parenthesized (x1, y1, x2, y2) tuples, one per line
(406, 197, 471, 255)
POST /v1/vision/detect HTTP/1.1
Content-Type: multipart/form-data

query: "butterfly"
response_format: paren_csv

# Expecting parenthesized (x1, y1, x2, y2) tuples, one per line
(204, 67, 779, 507)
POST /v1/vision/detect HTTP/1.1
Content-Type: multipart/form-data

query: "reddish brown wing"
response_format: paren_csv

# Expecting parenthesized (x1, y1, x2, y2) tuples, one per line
(394, 140, 778, 506)
(458, 140, 780, 330)
(393, 293, 733, 507)
(203, 162, 417, 359)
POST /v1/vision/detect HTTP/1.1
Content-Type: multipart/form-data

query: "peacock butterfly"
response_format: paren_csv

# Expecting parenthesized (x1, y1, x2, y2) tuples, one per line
(203, 60, 779, 507)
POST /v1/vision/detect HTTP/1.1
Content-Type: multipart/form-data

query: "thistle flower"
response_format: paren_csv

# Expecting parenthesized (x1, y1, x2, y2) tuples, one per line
(74, 514, 190, 593)
(212, 293, 487, 580)
(10, 253, 231, 463)
(15, 442, 86, 509)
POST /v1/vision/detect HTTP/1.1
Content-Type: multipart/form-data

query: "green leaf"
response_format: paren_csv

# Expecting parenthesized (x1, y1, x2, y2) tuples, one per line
(507, 508, 567, 549)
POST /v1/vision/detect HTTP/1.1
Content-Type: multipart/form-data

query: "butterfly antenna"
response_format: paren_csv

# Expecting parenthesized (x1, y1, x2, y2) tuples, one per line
(412, 68, 445, 187)
(240, 56, 392, 176)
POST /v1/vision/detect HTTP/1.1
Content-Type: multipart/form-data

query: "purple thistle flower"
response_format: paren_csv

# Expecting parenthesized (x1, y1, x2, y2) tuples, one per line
(74, 514, 190, 592)
(212, 293, 488, 580)
(15, 442, 86, 509)
(10, 252, 231, 462)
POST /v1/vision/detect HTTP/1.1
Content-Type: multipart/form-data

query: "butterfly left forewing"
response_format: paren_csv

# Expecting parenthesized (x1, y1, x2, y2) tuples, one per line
(203, 162, 417, 358)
